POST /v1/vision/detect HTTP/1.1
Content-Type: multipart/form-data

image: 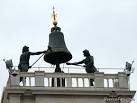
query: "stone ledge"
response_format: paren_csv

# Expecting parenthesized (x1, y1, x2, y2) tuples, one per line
(4, 87, 135, 96)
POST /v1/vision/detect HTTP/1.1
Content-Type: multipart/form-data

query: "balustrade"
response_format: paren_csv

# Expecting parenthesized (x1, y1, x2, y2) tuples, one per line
(8, 71, 129, 89)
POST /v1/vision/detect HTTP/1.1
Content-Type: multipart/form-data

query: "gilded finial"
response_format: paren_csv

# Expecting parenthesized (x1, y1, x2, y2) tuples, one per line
(52, 6, 57, 27)
(51, 6, 61, 32)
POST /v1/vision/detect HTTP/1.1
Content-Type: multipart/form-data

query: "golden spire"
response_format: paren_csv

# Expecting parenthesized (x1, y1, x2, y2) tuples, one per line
(51, 6, 61, 32)
(52, 6, 57, 27)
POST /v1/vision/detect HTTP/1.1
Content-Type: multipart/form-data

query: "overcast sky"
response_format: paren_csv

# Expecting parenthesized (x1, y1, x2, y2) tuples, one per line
(0, 0, 137, 102)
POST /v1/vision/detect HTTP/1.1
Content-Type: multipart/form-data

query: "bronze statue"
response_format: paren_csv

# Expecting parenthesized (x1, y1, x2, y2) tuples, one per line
(125, 61, 134, 76)
(66, 49, 97, 86)
(18, 46, 47, 72)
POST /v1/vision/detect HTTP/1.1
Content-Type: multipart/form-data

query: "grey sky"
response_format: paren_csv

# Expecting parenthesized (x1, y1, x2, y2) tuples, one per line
(0, 0, 137, 102)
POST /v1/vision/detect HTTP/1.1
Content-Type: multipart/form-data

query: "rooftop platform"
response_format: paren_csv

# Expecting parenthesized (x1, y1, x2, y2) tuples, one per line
(1, 68, 136, 103)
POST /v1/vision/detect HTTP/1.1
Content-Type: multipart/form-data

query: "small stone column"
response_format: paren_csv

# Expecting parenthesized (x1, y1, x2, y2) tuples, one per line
(10, 71, 20, 87)
(94, 72, 104, 88)
(118, 72, 128, 89)
(66, 76, 72, 87)
(35, 71, 45, 87)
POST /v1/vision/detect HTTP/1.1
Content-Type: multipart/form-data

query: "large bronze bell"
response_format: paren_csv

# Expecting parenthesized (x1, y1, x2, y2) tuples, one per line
(44, 27, 72, 65)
